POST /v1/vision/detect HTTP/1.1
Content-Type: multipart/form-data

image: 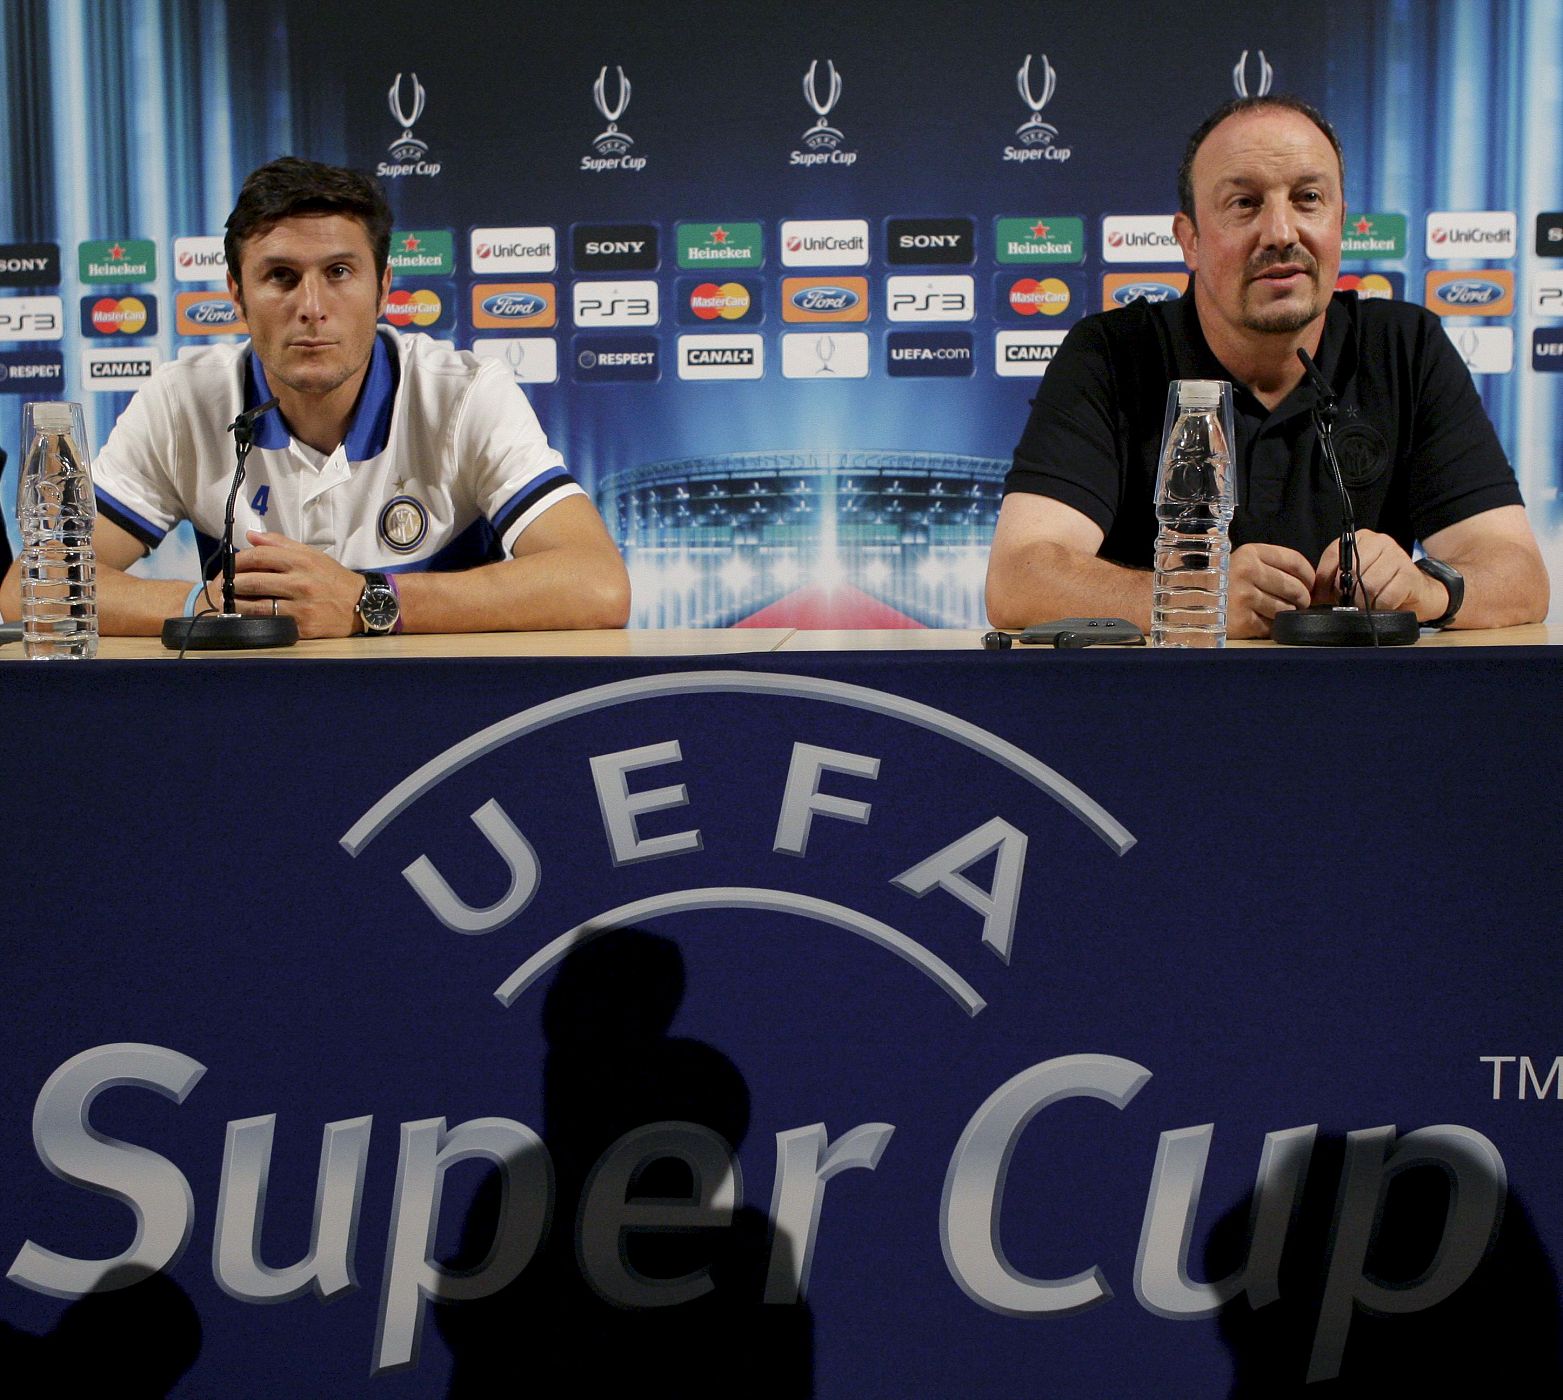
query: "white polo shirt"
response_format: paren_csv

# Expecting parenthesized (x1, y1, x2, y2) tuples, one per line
(93, 329, 583, 572)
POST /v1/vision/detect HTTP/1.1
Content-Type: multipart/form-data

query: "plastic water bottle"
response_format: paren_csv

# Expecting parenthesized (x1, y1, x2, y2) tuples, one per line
(1151, 379, 1236, 649)
(19, 400, 98, 659)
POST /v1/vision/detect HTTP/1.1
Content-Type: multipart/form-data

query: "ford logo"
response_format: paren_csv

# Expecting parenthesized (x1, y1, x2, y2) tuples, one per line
(1112, 283, 1177, 306)
(483, 293, 545, 318)
(793, 286, 858, 313)
(187, 299, 238, 325)
(1435, 279, 1503, 307)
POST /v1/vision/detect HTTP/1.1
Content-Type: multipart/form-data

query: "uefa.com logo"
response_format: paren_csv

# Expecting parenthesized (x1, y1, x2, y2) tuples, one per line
(380, 73, 441, 179)
(791, 60, 857, 168)
(584, 65, 646, 173)
(1003, 54, 1071, 164)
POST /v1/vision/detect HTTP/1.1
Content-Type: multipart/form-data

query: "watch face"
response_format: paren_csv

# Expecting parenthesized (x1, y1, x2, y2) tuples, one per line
(359, 584, 399, 632)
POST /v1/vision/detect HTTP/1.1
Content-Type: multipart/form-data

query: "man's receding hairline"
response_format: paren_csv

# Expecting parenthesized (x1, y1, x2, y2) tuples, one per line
(1177, 97, 1345, 223)
(1192, 112, 1341, 185)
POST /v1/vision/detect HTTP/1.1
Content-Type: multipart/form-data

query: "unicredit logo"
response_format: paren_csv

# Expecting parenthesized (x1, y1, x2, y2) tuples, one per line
(478, 242, 549, 261)
(786, 234, 864, 253)
(1435, 279, 1504, 307)
(792, 285, 858, 312)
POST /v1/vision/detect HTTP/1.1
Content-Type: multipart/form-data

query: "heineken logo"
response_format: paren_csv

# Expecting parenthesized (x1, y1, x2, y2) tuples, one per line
(677, 223, 763, 270)
(388, 230, 454, 276)
(1341, 213, 1406, 260)
(79, 239, 157, 283)
(996, 217, 1084, 265)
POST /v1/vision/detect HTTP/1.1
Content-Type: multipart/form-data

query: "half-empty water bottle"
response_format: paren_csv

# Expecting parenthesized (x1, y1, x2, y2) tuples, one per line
(1152, 379, 1236, 648)
(19, 400, 98, 659)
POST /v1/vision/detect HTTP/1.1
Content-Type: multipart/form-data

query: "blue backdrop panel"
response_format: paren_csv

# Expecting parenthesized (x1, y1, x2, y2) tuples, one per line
(1, 648, 1559, 1393)
(1, 0, 1559, 625)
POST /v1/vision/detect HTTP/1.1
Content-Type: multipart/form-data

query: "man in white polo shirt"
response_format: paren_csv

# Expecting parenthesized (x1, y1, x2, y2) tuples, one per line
(1, 157, 629, 637)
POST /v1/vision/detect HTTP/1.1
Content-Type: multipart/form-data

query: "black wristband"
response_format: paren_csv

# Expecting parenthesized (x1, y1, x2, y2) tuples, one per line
(1415, 556, 1464, 629)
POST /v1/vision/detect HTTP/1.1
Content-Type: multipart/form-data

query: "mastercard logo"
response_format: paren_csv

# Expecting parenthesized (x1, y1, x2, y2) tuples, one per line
(689, 282, 752, 321)
(90, 296, 148, 334)
(383, 289, 442, 327)
(1336, 273, 1394, 300)
(1008, 277, 1071, 316)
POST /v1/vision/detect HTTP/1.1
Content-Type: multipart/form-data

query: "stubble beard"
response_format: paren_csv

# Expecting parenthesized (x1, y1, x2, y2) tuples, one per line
(1240, 248, 1326, 335)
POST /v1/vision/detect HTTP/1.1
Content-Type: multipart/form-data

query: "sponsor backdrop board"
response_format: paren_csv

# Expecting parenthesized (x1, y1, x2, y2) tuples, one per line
(0, 0, 1560, 624)
(1, 649, 1561, 1395)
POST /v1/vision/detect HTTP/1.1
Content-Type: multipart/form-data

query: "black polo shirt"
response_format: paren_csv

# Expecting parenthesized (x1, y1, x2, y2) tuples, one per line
(1004, 291, 1522, 568)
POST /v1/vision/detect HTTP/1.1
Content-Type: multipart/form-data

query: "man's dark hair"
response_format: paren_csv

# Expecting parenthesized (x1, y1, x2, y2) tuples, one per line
(1176, 96, 1345, 223)
(224, 156, 393, 285)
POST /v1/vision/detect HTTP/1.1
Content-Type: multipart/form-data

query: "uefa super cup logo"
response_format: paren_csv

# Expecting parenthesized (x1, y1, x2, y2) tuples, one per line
(387, 72, 427, 159)
(801, 59, 844, 149)
(1232, 49, 1273, 97)
(1014, 53, 1057, 145)
(592, 65, 634, 155)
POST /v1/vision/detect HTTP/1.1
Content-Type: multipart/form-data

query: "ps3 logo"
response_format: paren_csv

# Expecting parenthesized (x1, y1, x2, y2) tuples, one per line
(0, 309, 59, 334)
(573, 280, 658, 327)
(886, 276, 975, 323)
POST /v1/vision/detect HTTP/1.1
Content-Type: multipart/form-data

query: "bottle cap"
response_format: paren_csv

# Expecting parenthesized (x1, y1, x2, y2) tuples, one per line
(1176, 379, 1224, 409)
(31, 402, 76, 433)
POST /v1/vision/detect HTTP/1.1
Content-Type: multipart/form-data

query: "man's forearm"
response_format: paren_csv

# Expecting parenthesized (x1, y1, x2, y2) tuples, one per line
(1, 558, 197, 633)
(394, 547, 631, 633)
(99, 569, 208, 635)
(1445, 538, 1550, 629)
(986, 540, 1152, 630)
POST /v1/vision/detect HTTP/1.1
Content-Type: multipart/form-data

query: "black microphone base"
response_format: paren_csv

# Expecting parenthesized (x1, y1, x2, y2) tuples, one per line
(161, 613, 300, 650)
(1271, 606, 1419, 647)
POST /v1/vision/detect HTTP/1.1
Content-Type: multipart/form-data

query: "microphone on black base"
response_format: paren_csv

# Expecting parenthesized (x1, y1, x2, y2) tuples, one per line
(160, 396, 300, 651)
(1270, 349, 1418, 647)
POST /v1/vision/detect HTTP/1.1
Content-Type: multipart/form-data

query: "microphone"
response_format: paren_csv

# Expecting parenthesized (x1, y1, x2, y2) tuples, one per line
(160, 395, 298, 651)
(228, 396, 279, 441)
(1270, 349, 1418, 646)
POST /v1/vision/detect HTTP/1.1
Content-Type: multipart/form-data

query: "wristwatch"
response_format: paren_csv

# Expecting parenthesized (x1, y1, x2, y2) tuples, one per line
(356, 572, 402, 635)
(1415, 556, 1463, 629)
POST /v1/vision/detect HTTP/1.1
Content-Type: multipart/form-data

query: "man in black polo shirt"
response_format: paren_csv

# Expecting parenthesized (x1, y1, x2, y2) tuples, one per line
(986, 96, 1549, 637)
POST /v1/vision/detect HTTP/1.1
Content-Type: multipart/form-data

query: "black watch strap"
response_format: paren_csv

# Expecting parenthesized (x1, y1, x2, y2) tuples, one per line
(356, 571, 401, 636)
(1415, 556, 1464, 629)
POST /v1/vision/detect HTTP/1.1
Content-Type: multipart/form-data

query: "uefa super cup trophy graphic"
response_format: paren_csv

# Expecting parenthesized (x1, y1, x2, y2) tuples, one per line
(801, 59, 844, 149)
(592, 65, 634, 155)
(1014, 54, 1058, 145)
(387, 73, 427, 159)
